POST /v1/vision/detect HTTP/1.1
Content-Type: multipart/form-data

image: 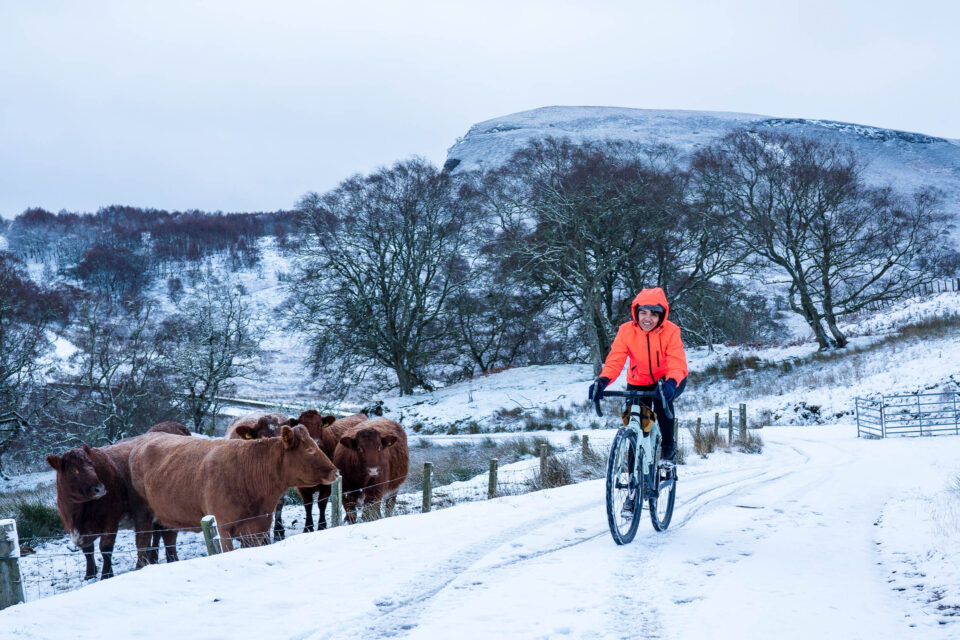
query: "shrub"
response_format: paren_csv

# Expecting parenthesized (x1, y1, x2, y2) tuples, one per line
(531, 454, 573, 490)
(2, 495, 63, 541)
(734, 430, 764, 454)
(688, 424, 726, 457)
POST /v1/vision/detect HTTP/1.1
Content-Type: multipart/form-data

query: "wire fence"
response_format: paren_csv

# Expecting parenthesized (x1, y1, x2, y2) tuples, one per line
(856, 392, 960, 438)
(3, 436, 617, 606)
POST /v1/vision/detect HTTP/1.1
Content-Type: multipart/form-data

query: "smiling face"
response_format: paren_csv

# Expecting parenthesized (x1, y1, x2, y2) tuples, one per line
(635, 308, 660, 332)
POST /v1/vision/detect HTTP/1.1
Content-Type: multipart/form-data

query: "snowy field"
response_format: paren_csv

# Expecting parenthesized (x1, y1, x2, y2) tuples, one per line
(2, 424, 959, 639)
(3, 234, 960, 638)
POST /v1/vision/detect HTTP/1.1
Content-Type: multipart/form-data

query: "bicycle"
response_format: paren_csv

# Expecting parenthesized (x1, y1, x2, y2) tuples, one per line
(590, 381, 678, 544)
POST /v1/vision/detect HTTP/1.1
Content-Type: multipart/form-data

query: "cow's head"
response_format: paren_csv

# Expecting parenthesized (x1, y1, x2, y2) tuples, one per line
(339, 427, 398, 479)
(291, 410, 337, 440)
(235, 415, 282, 440)
(281, 425, 338, 487)
(46, 444, 107, 503)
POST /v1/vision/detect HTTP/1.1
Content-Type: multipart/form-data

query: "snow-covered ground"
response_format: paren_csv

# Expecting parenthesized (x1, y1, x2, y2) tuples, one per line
(3, 424, 959, 639)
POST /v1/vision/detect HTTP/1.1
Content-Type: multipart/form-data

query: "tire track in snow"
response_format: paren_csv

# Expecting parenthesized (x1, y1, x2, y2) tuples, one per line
(304, 438, 814, 639)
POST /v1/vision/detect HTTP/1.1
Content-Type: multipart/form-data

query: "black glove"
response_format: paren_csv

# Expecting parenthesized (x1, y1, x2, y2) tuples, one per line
(660, 378, 677, 404)
(590, 376, 611, 401)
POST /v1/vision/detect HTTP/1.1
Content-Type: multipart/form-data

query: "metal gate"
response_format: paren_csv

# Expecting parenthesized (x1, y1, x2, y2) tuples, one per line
(856, 392, 960, 438)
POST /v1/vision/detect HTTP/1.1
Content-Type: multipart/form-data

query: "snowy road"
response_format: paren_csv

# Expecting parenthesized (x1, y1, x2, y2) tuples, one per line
(3, 425, 959, 639)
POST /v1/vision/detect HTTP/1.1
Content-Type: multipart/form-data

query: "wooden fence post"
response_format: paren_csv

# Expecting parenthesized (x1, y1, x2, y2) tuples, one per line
(0, 519, 25, 610)
(488, 458, 498, 499)
(740, 403, 747, 437)
(329, 476, 342, 527)
(539, 444, 549, 481)
(728, 409, 734, 442)
(714, 412, 720, 438)
(581, 434, 590, 461)
(696, 417, 702, 439)
(201, 515, 221, 555)
(422, 462, 433, 513)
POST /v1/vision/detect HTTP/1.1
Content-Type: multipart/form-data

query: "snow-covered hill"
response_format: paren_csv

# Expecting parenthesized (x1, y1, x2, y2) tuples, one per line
(445, 106, 960, 242)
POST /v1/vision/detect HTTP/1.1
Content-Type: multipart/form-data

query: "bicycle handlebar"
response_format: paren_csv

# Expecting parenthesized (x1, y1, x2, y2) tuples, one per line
(589, 380, 675, 421)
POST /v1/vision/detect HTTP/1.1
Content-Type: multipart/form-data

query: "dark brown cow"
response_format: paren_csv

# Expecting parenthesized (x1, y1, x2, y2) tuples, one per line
(333, 417, 409, 524)
(45, 421, 189, 580)
(288, 411, 367, 531)
(130, 425, 338, 551)
(225, 412, 290, 539)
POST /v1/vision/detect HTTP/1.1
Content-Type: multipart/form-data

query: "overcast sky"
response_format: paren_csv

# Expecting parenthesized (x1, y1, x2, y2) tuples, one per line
(1, 0, 957, 219)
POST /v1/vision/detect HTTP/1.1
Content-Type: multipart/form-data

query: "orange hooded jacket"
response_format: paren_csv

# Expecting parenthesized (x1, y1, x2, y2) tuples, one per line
(599, 287, 688, 387)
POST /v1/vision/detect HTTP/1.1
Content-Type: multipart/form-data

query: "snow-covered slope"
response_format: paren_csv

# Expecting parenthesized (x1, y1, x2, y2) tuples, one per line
(445, 106, 960, 241)
(3, 425, 959, 639)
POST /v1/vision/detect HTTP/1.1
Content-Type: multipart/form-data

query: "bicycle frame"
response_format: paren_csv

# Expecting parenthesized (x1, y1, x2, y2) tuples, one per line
(593, 383, 674, 500)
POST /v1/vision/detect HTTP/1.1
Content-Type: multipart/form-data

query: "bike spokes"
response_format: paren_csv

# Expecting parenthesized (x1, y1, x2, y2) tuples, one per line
(606, 429, 642, 545)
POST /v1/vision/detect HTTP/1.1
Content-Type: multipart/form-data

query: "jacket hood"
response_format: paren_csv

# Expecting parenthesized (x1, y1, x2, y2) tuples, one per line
(631, 287, 670, 328)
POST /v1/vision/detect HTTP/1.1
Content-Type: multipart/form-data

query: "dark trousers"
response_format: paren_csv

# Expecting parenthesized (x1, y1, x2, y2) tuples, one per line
(626, 378, 687, 449)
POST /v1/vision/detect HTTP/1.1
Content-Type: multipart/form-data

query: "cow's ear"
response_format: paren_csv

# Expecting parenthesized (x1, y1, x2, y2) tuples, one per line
(82, 443, 92, 454)
(322, 415, 337, 427)
(381, 435, 398, 448)
(339, 436, 358, 450)
(281, 425, 297, 449)
(235, 425, 256, 440)
(283, 418, 298, 427)
(46, 454, 61, 471)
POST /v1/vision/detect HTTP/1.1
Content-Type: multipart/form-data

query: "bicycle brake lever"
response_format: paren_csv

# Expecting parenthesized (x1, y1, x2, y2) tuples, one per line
(656, 380, 675, 420)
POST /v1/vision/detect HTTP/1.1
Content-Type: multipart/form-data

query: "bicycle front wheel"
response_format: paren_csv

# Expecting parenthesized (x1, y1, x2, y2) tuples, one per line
(606, 428, 641, 545)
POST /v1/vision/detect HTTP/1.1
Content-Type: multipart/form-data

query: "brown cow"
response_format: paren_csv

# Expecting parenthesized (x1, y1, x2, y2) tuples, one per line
(225, 412, 290, 539)
(130, 425, 337, 551)
(151, 421, 191, 437)
(45, 421, 189, 580)
(333, 417, 409, 524)
(225, 412, 287, 440)
(287, 411, 367, 531)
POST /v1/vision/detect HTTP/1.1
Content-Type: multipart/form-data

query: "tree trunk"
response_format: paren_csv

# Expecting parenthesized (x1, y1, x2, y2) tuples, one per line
(792, 286, 833, 350)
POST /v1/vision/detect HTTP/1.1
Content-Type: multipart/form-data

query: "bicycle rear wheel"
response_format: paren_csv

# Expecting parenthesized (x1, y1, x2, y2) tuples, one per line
(606, 428, 641, 545)
(649, 449, 676, 531)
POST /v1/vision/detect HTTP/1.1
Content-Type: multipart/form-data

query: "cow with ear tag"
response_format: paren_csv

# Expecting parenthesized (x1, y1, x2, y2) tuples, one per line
(286, 410, 368, 531)
(333, 418, 409, 524)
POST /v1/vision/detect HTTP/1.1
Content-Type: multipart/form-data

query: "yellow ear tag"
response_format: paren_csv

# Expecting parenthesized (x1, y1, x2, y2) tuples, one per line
(244, 433, 253, 439)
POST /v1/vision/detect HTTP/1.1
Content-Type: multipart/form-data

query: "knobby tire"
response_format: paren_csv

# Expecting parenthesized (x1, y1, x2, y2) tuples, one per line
(606, 428, 641, 545)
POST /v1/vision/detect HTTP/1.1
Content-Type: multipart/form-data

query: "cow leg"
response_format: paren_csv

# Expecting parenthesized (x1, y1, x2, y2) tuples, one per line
(99, 532, 118, 579)
(133, 509, 158, 568)
(273, 497, 285, 541)
(343, 494, 359, 524)
(149, 531, 163, 564)
(80, 539, 98, 580)
(317, 484, 332, 530)
(134, 529, 154, 568)
(161, 529, 179, 563)
(298, 486, 316, 532)
(384, 493, 398, 518)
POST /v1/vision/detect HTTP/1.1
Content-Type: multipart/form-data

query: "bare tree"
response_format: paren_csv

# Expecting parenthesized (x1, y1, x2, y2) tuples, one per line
(290, 158, 480, 396)
(693, 129, 953, 349)
(63, 296, 177, 443)
(0, 255, 52, 415)
(161, 275, 264, 434)
(484, 138, 745, 371)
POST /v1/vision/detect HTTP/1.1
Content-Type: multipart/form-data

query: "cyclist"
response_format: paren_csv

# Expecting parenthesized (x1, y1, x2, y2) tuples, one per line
(592, 287, 689, 463)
